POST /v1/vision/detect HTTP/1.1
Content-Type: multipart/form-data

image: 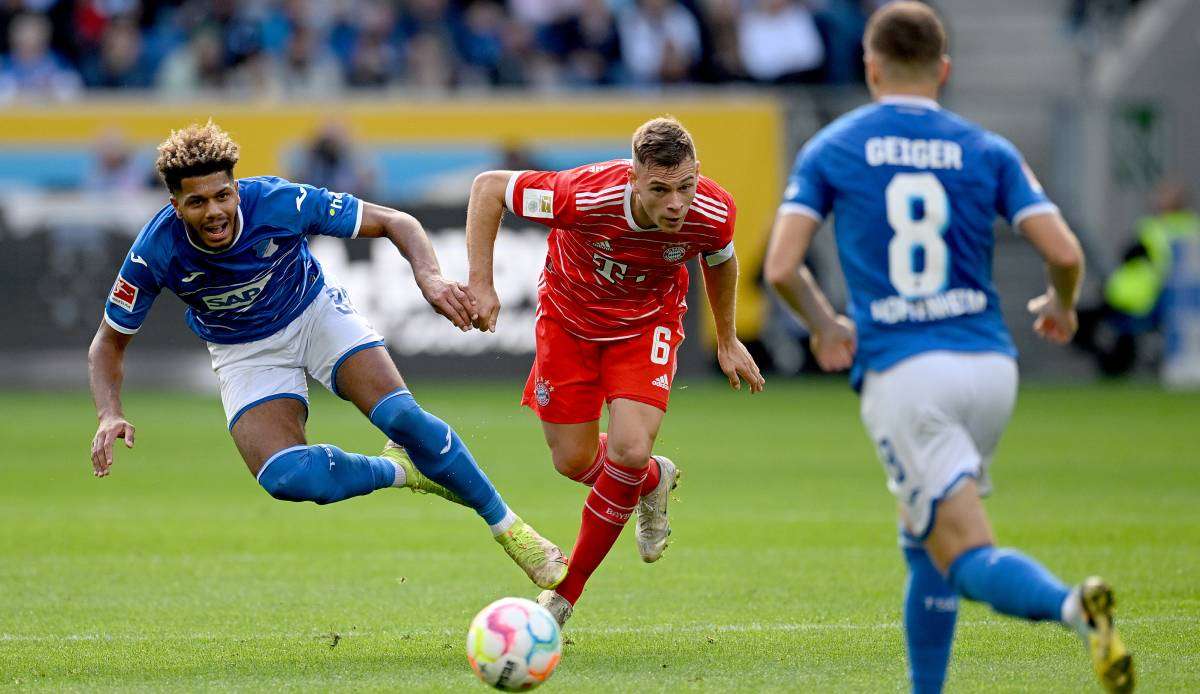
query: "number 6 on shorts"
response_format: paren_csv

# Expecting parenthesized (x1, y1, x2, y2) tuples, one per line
(650, 326, 672, 365)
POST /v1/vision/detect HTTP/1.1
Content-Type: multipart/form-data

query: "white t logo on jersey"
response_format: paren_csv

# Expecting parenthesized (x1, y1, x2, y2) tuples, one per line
(592, 254, 628, 283)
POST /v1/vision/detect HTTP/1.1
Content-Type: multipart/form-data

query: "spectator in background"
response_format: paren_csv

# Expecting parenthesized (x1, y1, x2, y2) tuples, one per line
(456, 0, 506, 85)
(293, 121, 378, 200)
(0, 12, 81, 100)
(557, 0, 622, 86)
(83, 16, 152, 89)
(404, 31, 455, 89)
(345, 0, 398, 88)
(738, 0, 824, 83)
(274, 23, 343, 97)
(1077, 180, 1200, 375)
(618, 0, 701, 84)
(813, 0, 870, 84)
(83, 127, 154, 193)
(156, 28, 226, 94)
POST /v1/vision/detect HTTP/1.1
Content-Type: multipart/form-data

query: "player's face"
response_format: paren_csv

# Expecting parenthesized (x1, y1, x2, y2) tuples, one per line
(631, 158, 699, 232)
(171, 172, 239, 250)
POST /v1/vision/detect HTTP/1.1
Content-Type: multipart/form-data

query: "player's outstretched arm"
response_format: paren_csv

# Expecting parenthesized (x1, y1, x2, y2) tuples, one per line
(764, 212, 856, 372)
(1019, 212, 1085, 345)
(701, 253, 765, 393)
(465, 170, 514, 332)
(356, 201, 476, 331)
(88, 322, 136, 478)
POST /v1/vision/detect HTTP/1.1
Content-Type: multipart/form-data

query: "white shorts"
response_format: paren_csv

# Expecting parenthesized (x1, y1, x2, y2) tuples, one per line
(860, 350, 1018, 542)
(207, 284, 385, 430)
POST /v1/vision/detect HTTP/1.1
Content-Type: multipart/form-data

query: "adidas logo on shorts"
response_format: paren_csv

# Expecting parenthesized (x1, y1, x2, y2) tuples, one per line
(651, 374, 670, 390)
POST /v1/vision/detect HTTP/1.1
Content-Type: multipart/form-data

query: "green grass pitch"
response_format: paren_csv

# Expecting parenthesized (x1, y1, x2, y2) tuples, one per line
(1, 380, 1197, 691)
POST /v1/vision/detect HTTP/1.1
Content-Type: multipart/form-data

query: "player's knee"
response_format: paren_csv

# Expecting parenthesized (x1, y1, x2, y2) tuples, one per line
(605, 437, 652, 468)
(551, 447, 594, 479)
(257, 446, 338, 505)
(369, 389, 441, 451)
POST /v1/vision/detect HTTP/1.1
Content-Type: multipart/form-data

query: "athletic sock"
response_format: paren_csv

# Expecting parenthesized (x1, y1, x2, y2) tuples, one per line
(555, 458, 646, 605)
(369, 388, 509, 526)
(947, 545, 1070, 622)
(567, 433, 661, 497)
(257, 444, 397, 504)
(903, 546, 958, 694)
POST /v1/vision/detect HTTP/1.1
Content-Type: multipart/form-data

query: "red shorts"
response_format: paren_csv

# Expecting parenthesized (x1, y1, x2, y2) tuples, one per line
(522, 316, 685, 424)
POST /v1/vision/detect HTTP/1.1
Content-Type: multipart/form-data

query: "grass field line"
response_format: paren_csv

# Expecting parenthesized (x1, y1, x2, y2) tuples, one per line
(0, 614, 1191, 644)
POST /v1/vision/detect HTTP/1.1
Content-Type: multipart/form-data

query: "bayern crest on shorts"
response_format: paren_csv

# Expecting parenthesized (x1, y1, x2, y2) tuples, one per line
(663, 246, 687, 263)
(534, 378, 553, 406)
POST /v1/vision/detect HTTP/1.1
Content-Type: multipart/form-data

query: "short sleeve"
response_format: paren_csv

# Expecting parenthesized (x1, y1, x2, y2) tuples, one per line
(504, 170, 577, 227)
(297, 183, 363, 238)
(989, 134, 1058, 229)
(103, 245, 161, 335)
(778, 138, 833, 222)
(701, 195, 737, 267)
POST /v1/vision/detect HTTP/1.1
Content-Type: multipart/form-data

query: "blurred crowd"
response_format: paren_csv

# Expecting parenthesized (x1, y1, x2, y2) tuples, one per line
(0, 0, 894, 100)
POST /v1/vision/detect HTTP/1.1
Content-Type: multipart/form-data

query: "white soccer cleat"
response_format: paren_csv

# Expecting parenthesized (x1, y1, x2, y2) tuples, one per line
(636, 455, 679, 563)
(536, 589, 573, 628)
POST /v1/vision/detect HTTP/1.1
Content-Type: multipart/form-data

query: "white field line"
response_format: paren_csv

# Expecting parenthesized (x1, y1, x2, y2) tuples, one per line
(0, 615, 1192, 643)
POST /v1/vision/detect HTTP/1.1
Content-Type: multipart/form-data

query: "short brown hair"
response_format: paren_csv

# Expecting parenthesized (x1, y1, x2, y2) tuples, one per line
(155, 119, 240, 192)
(632, 116, 695, 169)
(864, 1, 947, 80)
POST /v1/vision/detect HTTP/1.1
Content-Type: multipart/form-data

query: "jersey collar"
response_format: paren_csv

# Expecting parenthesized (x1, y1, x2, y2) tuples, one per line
(879, 95, 941, 111)
(182, 206, 245, 255)
(623, 184, 658, 232)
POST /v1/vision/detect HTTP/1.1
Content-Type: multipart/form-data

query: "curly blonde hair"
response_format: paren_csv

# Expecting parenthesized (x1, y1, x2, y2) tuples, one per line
(155, 119, 241, 192)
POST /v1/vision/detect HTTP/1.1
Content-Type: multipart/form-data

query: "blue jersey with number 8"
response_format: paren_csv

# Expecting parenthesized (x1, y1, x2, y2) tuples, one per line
(781, 95, 1057, 388)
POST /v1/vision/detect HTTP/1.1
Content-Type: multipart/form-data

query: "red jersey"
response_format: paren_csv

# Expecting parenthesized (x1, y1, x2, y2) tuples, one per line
(504, 160, 737, 341)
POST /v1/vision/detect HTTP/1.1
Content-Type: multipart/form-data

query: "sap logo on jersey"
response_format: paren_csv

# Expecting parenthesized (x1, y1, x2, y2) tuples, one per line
(201, 274, 272, 311)
(523, 188, 554, 219)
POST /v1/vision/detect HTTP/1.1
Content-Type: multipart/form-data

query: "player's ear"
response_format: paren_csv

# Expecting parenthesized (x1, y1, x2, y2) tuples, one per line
(937, 56, 951, 88)
(169, 195, 182, 218)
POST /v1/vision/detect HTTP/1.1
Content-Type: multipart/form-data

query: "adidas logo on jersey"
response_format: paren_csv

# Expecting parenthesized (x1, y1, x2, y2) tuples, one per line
(593, 240, 613, 252)
(651, 374, 670, 390)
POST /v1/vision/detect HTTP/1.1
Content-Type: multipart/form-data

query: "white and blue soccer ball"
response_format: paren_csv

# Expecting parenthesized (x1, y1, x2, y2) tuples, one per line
(466, 597, 562, 690)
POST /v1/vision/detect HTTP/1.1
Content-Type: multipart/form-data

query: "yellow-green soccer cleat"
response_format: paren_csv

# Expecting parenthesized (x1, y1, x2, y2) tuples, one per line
(1079, 577, 1135, 693)
(494, 519, 569, 590)
(380, 441, 467, 506)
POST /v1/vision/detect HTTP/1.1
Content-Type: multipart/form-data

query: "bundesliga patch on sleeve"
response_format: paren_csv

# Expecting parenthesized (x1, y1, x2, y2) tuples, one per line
(109, 275, 138, 312)
(523, 188, 554, 219)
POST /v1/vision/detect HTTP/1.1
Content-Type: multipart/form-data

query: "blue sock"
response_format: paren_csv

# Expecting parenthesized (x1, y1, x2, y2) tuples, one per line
(903, 546, 957, 694)
(947, 545, 1069, 622)
(257, 444, 396, 505)
(369, 388, 509, 526)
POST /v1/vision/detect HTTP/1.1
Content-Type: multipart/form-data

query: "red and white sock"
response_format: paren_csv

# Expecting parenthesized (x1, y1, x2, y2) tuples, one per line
(555, 458, 647, 605)
(568, 433, 660, 497)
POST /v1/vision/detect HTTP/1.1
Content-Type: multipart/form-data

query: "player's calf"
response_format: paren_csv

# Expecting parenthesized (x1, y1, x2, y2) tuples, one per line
(257, 444, 400, 505)
(368, 387, 510, 528)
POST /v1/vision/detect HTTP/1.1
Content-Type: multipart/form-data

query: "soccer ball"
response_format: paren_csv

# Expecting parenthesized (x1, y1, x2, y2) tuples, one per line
(466, 597, 562, 690)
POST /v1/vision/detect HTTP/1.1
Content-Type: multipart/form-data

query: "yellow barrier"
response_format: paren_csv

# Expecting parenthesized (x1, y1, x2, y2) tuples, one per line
(0, 96, 782, 340)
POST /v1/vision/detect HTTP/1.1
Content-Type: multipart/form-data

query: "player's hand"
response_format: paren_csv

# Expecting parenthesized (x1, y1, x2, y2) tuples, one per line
(1027, 289, 1077, 344)
(469, 282, 501, 333)
(417, 273, 476, 332)
(91, 415, 135, 478)
(717, 338, 765, 393)
(810, 315, 856, 372)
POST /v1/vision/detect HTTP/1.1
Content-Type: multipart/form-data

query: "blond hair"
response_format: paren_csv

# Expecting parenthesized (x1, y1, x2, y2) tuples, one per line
(632, 116, 696, 169)
(155, 119, 241, 192)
